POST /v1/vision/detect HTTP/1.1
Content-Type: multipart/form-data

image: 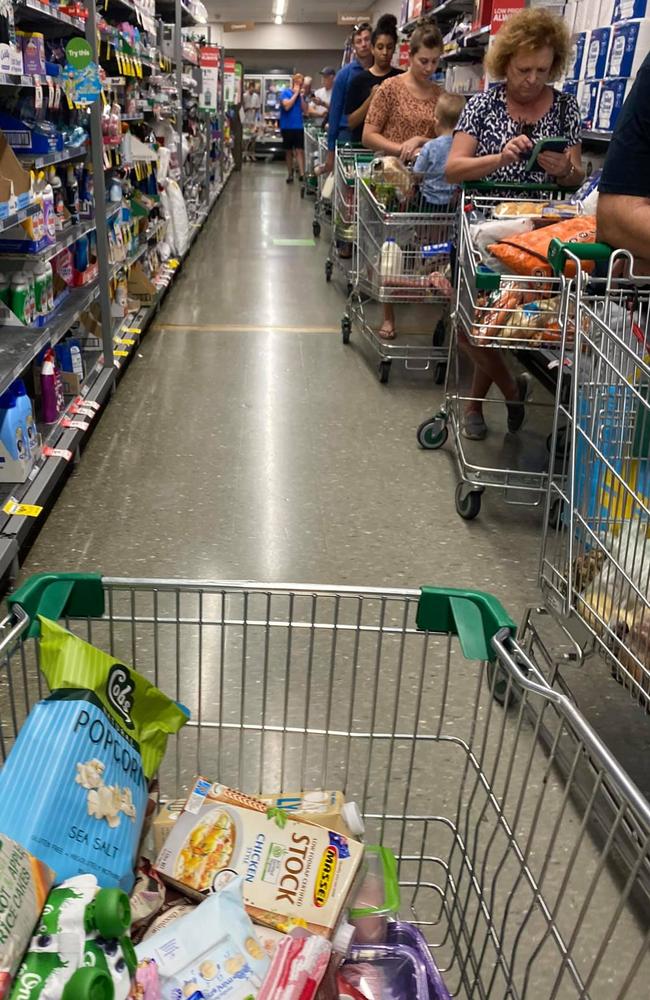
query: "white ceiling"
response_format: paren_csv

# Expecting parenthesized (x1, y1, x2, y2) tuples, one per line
(206, 0, 373, 24)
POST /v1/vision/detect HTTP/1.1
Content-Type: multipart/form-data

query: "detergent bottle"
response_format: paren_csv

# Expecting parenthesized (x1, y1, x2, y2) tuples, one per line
(14, 379, 37, 459)
(0, 387, 27, 475)
(40, 348, 64, 423)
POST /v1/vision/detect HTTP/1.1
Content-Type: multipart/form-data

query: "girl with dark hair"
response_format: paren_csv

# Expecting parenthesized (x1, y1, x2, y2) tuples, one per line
(344, 15, 402, 144)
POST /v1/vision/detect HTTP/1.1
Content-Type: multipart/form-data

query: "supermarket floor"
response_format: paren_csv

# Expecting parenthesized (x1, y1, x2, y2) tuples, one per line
(20, 163, 649, 794)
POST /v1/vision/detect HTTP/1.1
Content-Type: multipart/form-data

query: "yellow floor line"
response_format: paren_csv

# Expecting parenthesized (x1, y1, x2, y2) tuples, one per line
(153, 322, 340, 334)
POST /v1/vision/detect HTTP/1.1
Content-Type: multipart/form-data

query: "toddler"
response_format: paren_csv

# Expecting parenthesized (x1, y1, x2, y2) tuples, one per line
(414, 91, 466, 206)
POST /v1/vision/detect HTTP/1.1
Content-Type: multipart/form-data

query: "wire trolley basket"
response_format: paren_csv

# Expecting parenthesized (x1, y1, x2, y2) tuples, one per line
(417, 185, 580, 521)
(325, 144, 373, 289)
(313, 133, 331, 239)
(1, 573, 649, 998)
(343, 167, 455, 385)
(541, 244, 650, 708)
(302, 123, 321, 200)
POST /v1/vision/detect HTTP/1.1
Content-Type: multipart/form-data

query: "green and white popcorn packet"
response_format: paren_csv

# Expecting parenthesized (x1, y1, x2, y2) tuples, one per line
(0, 619, 189, 891)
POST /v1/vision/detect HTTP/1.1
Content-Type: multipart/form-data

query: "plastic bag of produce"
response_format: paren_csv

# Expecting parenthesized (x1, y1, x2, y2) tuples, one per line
(487, 216, 596, 277)
(0, 618, 189, 891)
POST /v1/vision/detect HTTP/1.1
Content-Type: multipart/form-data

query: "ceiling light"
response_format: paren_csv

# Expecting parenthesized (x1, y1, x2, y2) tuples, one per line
(272, 0, 287, 15)
(274, 13, 283, 23)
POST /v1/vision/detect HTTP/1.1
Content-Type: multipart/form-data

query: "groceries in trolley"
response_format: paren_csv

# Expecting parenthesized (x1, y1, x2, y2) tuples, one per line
(0, 618, 189, 891)
(0, 835, 54, 1000)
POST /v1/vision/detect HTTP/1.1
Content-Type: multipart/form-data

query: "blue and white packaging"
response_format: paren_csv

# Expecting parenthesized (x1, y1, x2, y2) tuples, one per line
(567, 32, 587, 80)
(596, 77, 634, 132)
(578, 80, 602, 129)
(563, 79, 580, 97)
(607, 20, 650, 77)
(584, 27, 611, 79)
(611, 0, 648, 21)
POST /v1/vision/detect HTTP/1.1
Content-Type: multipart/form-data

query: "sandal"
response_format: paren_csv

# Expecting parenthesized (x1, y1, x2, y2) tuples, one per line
(462, 411, 488, 440)
(378, 322, 396, 340)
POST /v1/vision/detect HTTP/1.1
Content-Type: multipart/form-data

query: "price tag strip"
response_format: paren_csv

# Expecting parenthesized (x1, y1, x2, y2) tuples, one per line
(3, 498, 43, 518)
(61, 417, 91, 431)
(42, 446, 73, 462)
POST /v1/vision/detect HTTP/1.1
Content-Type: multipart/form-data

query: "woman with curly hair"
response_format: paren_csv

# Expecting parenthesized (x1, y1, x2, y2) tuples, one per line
(445, 7, 585, 440)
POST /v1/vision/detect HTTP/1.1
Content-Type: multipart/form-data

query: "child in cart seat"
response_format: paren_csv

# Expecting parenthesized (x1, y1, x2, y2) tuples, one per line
(414, 92, 466, 207)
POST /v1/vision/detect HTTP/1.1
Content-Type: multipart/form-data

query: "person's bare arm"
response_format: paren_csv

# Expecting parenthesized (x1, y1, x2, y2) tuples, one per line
(445, 131, 532, 183)
(281, 90, 301, 111)
(348, 91, 376, 131)
(597, 194, 650, 272)
(362, 120, 403, 156)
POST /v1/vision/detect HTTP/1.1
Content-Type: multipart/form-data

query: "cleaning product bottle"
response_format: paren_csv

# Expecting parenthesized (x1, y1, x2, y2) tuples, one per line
(32, 261, 50, 316)
(380, 237, 403, 278)
(65, 163, 80, 225)
(44, 258, 54, 312)
(0, 387, 28, 475)
(50, 167, 66, 231)
(74, 234, 89, 275)
(14, 379, 37, 459)
(40, 348, 64, 423)
(38, 169, 56, 242)
(10, 272, 30, 324)
(80, 162, 94, 216)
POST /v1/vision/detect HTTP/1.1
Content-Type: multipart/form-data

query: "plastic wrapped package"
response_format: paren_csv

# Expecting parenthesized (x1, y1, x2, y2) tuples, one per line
(340, 944, 430, 1000)
(386, 923, 451, 1000)
(258, 931, 331, 1000)
(348, 847, 400, 945)
(165, 179, 189, 258)
(487, 216, 597, 278)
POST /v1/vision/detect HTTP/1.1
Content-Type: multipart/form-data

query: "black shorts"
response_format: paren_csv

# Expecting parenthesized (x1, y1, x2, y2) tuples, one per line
(282, 128, 304, 151)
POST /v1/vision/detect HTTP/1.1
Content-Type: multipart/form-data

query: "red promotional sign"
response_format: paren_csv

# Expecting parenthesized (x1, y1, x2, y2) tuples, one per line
(490, 0, 525, 34)
(398, 42, 410, 68)
(200, 46, 220, 68)
(224, 57, 236, 74)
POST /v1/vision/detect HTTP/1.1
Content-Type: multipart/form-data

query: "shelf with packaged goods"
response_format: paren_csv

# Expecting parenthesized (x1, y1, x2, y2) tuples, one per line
(0, 203, 39, 235)
(18, 145, 88, 170)
(0, 71, 65, 88)
(441, 26, 490, 61)
(401, 0, 473, 33)
(97, 0, 157, 33)
(0, 279, 101, 399)
(156, 0, 205, 27)
(15, 0, 86, 34)
(582, 130, 612, 143)
(0, 204, 121, 262)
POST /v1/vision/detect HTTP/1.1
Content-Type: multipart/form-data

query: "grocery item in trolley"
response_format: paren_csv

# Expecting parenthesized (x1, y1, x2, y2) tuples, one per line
(257, 930, 331, 999)
(0, 619, 189, 891)
(339, 944, 431, 1000)
(10, 873, 136, 1000)
(0, 835, 55, 1000)
(154, 779, 364, 938)
(135, 876, 270, 1000)
(487, 215, 596, 277)
(476, 282, 568, 344)
(348, 846, 400, 946)
(259, 790, 365, 839)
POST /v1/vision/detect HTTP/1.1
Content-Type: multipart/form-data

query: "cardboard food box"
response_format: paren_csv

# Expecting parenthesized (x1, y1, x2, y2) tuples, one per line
(128, 262, 157, 305)
(155, 780, 364, 938)
(0, 132, 32, 213)
(0, 833, 55, 999)
(152, 798, 186, 856)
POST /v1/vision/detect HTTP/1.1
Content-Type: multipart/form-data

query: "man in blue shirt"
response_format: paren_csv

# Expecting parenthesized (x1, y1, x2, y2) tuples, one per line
(279, 73, 307, 183)
(325, 22, 373, 173)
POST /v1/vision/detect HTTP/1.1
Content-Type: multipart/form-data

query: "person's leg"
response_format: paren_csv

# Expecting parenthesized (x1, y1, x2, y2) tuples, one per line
(458, 336, 527, 439)
(295, 136, 305, 179)
(378, 303, 396, 339)
(285, 148, 294, 182)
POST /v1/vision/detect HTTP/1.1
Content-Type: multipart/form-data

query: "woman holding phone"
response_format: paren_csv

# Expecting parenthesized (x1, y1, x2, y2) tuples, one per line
(445, 7, 584, 440)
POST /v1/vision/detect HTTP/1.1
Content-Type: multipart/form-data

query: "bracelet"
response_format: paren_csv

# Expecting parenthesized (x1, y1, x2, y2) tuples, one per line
(562, 163, 578, 182)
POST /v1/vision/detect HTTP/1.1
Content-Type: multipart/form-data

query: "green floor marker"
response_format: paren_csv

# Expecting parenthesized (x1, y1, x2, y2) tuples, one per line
(273, 238, 316, 247)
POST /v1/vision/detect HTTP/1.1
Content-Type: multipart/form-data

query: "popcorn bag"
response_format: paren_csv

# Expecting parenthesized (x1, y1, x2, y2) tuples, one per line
(0, 618, 189, 891)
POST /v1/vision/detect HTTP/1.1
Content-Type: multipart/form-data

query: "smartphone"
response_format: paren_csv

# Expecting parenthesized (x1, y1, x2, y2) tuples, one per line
(524, 137, 570, 171)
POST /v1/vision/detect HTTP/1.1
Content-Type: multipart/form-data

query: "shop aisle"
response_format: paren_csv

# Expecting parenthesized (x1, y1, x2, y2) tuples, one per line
(17, 163, 650, 791)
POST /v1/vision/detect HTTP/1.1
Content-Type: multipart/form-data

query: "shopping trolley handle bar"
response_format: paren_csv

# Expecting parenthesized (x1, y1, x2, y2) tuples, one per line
(416, 587, 516, 662)
(547, 238, 612, 276)
(7, 572, 105, 638)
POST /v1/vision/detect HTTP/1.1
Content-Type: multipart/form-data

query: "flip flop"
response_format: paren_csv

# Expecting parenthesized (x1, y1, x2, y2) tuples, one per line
(378, 325, 396, 340)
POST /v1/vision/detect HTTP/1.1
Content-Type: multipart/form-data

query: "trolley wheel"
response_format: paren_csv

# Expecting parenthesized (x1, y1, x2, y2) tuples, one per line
(341, 316, 352, 344)
(432, 318, 446, 347)
(378, 360, 392, 384)
(417, 415, 448, 450)
(455, 483, 482, 521)
(325, 259, 333, 282)
(313, 220, 321, 238)
(434, 362, 447, 386)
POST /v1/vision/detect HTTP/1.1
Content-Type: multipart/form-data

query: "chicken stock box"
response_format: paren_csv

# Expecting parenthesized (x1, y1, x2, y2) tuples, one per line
(154, 780, 364, 939)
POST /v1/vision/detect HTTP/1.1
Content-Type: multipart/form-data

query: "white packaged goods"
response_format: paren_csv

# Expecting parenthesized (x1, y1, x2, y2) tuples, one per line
(154, 780, 364, 938)
(611, 0, 648, 19)
(596, 77, 634, 131)
(567, 32, 587, 79)
(584, 27, 612, 79)
(578, 80, 602, 129)
(607, 20, 650, 77)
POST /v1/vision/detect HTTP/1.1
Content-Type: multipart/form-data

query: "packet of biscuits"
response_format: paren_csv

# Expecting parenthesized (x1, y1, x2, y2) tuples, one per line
(155, 780, 364, 938)
(135, 875, 269, 1000)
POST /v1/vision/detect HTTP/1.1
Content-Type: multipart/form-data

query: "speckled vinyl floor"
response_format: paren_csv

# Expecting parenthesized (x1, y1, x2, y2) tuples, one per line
(15, 164, 649, 994)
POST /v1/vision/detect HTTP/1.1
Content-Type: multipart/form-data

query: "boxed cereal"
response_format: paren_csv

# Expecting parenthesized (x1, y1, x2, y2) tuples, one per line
(0, 834, 54, 999)
(154, 780, 364, 938)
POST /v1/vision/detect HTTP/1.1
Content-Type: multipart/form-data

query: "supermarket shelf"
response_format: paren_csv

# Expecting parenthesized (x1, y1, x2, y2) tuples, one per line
(0, 205, 121, 262)
(122, 113, 145, 121)
(15, 0, 86, 32)
(156, 0, 205, 26)
(0, 282, 100, 399)
(18, 145, 88, 170)
(582, 130, 612, 142)
(441, 25, 490, 61)
(401, 0, 473, 32)
(0, 203, 39, 235)
(0, 71, 64, 88)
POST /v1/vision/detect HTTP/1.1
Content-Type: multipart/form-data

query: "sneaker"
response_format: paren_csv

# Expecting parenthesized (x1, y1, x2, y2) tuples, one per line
(506, 374, 531, 433)
(462, 411, 488, 440)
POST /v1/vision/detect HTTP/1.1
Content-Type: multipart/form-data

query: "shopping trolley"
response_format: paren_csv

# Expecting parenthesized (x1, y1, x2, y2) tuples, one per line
(417, 184, 576, 520)
(301, 123, 321, 200)
(2, 572, 649, 997)
(325, 144, 373, 289)
(539, 243, 650, 708)
(343, 171, 455, 385)
(313, 133, 331, 239)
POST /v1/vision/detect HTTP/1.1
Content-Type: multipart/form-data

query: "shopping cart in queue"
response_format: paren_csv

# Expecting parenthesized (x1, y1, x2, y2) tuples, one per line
(301, 123, 321, 200)
(2, 572, 649, 997)
(417, 184, 579, 520)
(343, 164, 455, 385)
(313, 132, 331, 238)
(538, 241, 650, 709)
(324, 144, 373, 288)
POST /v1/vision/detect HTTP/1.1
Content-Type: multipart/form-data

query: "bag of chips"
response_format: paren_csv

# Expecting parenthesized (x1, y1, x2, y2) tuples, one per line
(488, 216, 596, 277)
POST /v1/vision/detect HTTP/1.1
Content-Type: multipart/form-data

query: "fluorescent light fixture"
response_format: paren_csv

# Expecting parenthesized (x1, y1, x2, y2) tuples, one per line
(274, 13, 283, 23)
(272, 0, 287, 15)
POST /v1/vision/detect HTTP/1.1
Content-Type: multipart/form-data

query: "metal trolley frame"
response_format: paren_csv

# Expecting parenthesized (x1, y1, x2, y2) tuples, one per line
(301, 123, 321, 200)
(540, 244, 650, 709)
(1, 573, 649, 998)
(417, 186, 575, 520)
(343, 171, 455, 385)
(313, 133, 331, 239)
(324, 145, 373, 290)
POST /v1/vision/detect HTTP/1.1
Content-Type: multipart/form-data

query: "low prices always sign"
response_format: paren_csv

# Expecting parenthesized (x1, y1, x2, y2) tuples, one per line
(200, 45, 220, 111)
(490, 0, 525, 34)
